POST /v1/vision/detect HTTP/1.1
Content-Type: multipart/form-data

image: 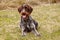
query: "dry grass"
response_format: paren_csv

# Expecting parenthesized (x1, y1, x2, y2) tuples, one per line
(0, 4, 60, 40)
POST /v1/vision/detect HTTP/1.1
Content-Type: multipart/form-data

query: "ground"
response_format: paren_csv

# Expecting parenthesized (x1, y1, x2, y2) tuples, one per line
(0, 3, 60, 40)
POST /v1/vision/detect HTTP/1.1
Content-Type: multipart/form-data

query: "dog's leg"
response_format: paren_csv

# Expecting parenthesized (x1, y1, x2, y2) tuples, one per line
(21, 26, 26, 36)
(27, 24, 30, 29)
(31, 23, 40, 36)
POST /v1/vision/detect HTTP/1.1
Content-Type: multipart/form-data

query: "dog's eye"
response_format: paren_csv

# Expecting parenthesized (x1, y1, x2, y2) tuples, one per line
(24, 7, 29, 12)
(26, 9, 29, 12)
(25, 7, 27, 9)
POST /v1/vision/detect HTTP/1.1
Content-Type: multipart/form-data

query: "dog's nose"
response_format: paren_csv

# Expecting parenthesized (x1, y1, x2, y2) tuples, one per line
(22, 13, 26, 15)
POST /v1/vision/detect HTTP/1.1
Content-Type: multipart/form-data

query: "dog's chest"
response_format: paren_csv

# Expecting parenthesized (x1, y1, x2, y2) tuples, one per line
(21, 16, 33, 28)
(24, 19, 31, 27)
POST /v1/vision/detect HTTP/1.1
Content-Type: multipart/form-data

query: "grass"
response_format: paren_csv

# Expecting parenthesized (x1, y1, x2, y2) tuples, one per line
(0, 4, 60, 40)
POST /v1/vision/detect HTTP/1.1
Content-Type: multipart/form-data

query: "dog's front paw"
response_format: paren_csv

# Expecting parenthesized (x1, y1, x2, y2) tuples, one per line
(22, 32, 26, 37)
(35, 33, 41, 37)
(36, 34, 41, 37)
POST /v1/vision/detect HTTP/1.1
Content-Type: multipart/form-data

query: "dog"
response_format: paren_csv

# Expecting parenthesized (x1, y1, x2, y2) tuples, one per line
(18, 4, 40, 36)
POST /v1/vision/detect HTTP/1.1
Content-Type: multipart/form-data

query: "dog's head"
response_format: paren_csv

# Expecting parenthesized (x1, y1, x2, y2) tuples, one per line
(18, 4, 33, 19)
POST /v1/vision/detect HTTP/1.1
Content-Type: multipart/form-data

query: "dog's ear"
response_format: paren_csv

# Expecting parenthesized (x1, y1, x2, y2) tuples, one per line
(18, 6, 23, 13)
(29, 6, 33, 14)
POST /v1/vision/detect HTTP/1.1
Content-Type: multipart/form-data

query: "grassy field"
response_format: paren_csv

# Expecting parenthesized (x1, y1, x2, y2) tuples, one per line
(0, 4, 60, 40)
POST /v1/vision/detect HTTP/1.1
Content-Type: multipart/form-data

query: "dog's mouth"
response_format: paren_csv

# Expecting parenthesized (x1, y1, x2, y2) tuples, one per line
(22, 13, 27, 19)
(22, 13, 26, 15)
(22, 15, 26, 19)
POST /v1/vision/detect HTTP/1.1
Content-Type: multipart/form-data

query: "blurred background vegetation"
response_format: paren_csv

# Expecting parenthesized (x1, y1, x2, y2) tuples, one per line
(0, 0, 60, 10)
(0, 0, 60, 40)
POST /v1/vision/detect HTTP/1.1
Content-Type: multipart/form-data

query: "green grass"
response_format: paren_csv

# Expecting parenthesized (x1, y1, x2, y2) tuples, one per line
(0, 4, 60, 40)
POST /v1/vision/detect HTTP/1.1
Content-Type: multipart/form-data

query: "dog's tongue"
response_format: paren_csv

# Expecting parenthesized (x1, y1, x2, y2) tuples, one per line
(22, 15, 26, 18)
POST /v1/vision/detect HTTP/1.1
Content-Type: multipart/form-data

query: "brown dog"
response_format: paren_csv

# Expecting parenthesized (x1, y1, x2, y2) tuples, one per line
(18, 4, 40, 36)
